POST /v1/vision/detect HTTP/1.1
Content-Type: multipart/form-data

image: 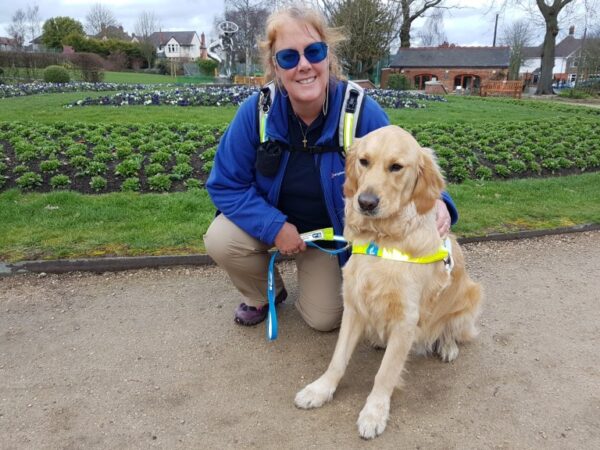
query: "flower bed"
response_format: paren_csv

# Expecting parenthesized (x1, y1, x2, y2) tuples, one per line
(1, 117, 598, 194)
(63, 86, 447, 109)
(0, 81, 152, 98)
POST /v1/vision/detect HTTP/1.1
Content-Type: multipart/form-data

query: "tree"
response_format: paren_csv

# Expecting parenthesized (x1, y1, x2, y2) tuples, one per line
(501, 19, 534, 80)
(417, 8, 448, 46)
(135, 11, 159, 67)
(42, 16, 85, 50)
(85, 2, 118, 36)
(533, 0, 576, 94)
(8, 9, 28, 49)
(223, 0, 270, 75)
(321, 0, 402, 79)
(399, 0, 446, 48)
(25, 4, 41, 43)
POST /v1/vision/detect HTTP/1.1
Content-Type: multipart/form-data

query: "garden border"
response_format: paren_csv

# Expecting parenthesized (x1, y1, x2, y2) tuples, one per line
(1, 223, 599, 277)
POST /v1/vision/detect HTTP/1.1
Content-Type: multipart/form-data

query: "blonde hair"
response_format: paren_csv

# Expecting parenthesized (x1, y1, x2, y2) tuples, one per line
(259, 6, 346, 82)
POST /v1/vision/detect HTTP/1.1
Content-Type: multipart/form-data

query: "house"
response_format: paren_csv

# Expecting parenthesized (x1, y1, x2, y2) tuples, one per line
(149, 31, 203, 60)
(382, 44, 510, 92)
(521, 26, 583, 85)
(0, 37, 17, 51)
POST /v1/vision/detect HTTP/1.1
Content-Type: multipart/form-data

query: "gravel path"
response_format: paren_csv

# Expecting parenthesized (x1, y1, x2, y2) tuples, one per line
(1, 231, 599, 449)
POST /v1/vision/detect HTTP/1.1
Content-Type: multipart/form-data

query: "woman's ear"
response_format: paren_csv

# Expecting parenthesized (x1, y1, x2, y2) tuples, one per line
(343, 141, 360, 198)
(411, 147, 446, 215)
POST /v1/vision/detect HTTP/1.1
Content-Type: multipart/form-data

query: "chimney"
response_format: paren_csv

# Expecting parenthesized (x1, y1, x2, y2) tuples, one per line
(569, 25, 575, 35)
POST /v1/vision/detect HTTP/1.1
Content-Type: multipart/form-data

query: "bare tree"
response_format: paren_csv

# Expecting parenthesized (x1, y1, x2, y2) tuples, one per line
(501, 19, 534, 79)
(224, 0, 269, 75)
(399, 0, 446, 48)
(8, 9, 28, 49)
(135, 11, 160, 68)
(85, 2, 118, 36)
(25, 4, 41, 43)
(417, 8, 448, 46)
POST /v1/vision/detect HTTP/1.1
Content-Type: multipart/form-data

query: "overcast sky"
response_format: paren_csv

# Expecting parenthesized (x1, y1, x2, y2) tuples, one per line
(0, 0, 584, 48)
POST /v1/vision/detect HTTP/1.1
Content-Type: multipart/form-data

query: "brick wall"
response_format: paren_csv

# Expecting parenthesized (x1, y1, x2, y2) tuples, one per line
(381, 67, 507, 92)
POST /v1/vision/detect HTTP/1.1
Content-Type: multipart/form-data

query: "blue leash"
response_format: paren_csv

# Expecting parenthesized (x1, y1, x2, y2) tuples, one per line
(267, 228, 348, 341)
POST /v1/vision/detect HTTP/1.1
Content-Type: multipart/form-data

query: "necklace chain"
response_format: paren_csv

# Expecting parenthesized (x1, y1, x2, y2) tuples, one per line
(296, 115, 308, 148)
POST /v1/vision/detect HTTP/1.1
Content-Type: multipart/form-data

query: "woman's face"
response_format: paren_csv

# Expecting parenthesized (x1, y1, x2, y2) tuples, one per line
(273, 20, 328, 111)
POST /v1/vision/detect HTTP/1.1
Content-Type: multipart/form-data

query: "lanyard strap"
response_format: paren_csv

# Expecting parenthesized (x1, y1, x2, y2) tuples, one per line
(267, 228, 348, 341)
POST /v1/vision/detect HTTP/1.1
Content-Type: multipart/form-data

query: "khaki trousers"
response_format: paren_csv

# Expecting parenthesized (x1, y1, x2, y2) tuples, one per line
(203, 214, 343, 331)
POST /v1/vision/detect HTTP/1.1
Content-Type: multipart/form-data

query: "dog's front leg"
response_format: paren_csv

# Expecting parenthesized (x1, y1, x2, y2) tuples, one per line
(357, 316, 417, 439)
(295, 306, 364, 409)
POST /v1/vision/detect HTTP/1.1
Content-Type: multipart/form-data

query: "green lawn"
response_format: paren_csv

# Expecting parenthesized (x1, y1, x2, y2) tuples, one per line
(1, 89, 599, 261)
(1, 172, 599, 262)
(0, 93, 592, 126)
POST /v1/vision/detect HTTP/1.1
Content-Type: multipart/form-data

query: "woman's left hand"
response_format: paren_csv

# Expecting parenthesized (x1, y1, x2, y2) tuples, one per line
(435, 199, 451, 238)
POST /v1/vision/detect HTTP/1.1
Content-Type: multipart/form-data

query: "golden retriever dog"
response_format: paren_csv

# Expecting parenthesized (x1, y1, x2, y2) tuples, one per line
(294, 125, 482, 439)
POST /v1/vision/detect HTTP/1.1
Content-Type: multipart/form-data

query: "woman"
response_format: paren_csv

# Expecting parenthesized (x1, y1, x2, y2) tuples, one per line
(204, 6, 457, 331)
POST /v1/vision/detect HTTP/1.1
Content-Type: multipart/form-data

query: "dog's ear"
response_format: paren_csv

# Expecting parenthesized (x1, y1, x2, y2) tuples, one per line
(343, 138, 361, 198)
(412, 147, 446, 215)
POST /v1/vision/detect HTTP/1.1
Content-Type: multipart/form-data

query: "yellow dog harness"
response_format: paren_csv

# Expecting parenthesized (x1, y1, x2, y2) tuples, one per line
(351, 238, 454, 270)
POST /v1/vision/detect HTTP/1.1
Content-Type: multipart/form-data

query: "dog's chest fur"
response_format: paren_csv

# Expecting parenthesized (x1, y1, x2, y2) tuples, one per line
(342, 255, 444, 342)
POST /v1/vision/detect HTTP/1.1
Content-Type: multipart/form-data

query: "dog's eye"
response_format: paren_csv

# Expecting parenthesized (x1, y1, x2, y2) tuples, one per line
(389, 163, 403, 172)
(359, 158, 369, 167)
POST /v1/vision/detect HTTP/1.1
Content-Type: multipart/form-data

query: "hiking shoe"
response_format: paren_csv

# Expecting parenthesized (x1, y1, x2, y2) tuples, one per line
(234, 288, 288, 326)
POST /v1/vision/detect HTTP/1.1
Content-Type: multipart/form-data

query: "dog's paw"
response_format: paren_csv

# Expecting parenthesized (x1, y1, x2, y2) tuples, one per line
(438, 339, 459, 362)
(294, 380, 335, 409)
(356, 398, 390, 439)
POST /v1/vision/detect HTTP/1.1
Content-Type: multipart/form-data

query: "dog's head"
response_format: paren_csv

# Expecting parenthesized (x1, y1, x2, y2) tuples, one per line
(344, 125, 445, 220)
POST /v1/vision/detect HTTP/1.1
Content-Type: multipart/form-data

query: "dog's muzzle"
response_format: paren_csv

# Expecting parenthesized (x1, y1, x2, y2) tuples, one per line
(358, 192, 379, 214)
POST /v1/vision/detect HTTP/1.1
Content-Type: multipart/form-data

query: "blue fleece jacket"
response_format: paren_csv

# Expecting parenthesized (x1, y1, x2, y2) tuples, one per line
(207, 80, 458, 252)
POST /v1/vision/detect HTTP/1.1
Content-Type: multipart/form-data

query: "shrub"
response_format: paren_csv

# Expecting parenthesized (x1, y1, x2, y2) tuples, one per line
(50, 174, 71, 189)
(120, 177, 140, 192)
(90, 176, 107, 192)
(198, 59, 218, 76)
(16, 172, 43, 190)
(148, 174, 172, 192)
(43, 65, 70, 83)
(387, 74, 411, 90)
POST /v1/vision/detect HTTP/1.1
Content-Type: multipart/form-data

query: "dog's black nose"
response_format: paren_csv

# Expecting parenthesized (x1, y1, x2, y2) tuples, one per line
(358, 192, 379, 212)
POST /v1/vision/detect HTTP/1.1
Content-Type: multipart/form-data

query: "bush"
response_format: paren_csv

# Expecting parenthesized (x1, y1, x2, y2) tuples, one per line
(388, 73, 411, 90)
(43, 65, 70, 83)
(198, 59, 218, 76)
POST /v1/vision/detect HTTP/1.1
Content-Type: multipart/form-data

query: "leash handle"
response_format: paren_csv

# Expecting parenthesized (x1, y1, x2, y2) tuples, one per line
(267, 228, 348, 341)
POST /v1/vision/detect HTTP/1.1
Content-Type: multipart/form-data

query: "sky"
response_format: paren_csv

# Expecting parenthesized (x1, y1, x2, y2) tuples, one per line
(0, 0, 585, 48)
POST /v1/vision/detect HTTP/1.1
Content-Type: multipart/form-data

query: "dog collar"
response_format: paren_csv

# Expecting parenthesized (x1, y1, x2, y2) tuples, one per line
(351, 238, 452, 266)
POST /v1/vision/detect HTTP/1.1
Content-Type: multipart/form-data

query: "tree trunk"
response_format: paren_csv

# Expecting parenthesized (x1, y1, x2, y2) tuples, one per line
(536, 15, 559, 95)
(400, 6, 411, 48)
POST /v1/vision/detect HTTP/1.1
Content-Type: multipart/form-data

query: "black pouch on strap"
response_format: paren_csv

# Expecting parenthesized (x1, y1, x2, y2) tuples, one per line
(255, 140, 284, 177)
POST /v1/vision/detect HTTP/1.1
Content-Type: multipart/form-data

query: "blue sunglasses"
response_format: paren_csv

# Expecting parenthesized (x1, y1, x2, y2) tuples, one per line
(274, 42, 328, 70)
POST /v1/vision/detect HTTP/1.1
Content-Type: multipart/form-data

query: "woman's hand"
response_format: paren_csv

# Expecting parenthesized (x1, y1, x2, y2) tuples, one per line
(275, 222, 307, 255)
(435, 199, 451, 238)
